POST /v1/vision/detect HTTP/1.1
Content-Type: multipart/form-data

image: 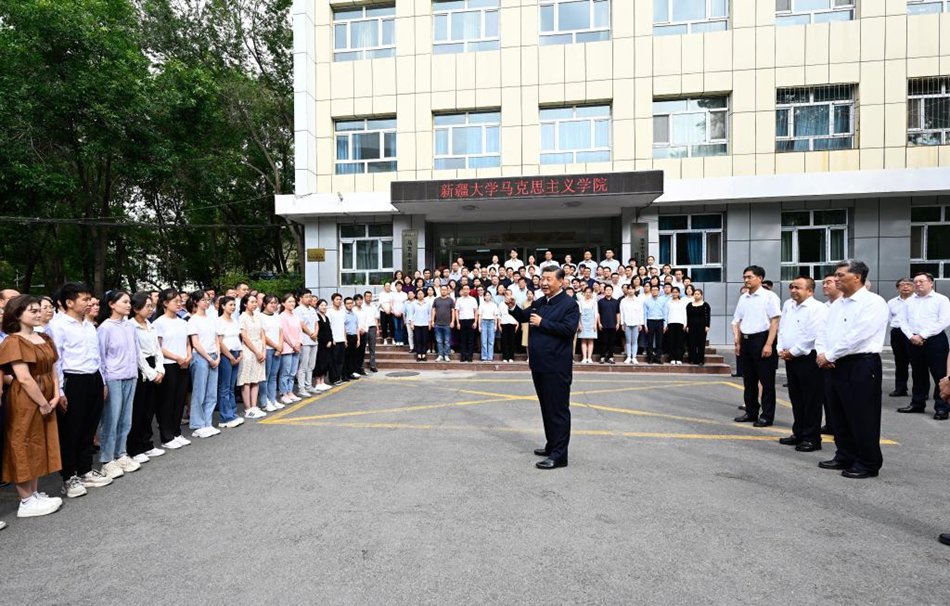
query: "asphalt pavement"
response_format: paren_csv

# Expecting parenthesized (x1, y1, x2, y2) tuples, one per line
(1, 361, 948, 605)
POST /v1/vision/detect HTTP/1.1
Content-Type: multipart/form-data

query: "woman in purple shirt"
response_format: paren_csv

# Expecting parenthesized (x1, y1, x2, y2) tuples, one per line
(96, 290, 141, 479)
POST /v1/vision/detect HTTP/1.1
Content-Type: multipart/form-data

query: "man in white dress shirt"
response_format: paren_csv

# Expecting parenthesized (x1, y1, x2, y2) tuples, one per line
(816, 260, 890, 479)
(504, 249, 524, 272)
(887, 278, 914, 397)
(777, 276, 828, 451)
(897, 272, 950, 420)
(732, 265, 782, 427)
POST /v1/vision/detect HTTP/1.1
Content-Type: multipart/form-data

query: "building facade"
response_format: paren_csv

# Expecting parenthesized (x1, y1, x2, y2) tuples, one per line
(277, 0, 950, 344)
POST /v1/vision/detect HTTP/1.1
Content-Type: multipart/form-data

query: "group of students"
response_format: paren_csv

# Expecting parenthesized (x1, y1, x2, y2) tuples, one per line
(0, 281, 379, 526)
(374, 249, 712, 365)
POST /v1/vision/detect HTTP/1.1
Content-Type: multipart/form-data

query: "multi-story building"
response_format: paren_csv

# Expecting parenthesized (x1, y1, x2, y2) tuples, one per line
(276, 0, 950, 343)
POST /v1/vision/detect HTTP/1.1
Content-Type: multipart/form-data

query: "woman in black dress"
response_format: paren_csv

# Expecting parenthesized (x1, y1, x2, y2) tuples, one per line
(312, 299, 334, 391)
(685, 288, 711, 365)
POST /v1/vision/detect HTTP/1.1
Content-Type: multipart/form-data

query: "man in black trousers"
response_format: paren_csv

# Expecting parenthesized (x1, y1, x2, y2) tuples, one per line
(777, 276, 827, 451)
(897, 272, 950, 420)
(506, 266, 580, 470)
(887, 278, 914, 397)
(732, 265, 782, 427)
(816, 259, 890, 478)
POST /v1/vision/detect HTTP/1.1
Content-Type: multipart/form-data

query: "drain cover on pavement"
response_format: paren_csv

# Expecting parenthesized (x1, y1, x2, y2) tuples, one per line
(386, 371, 420, 377)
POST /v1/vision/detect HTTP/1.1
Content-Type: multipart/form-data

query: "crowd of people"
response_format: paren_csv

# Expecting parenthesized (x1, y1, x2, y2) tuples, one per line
(0, 282, 388, 526)
(3, 251, 949, 546)
(374, 249, 712, 366)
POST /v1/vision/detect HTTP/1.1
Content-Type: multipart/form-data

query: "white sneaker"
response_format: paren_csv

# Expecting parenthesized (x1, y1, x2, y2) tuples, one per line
(144, 447, 166, 458)
(350, 372, 361, 379)
(162, 439, 182, 450)
(295, 391, 310, 399)
(101, 460, 125, 479)
(132, 453, 150, 464)
(0, 520, 5, 530)
(17, 495, 62, 518)
(175, 435, 191, 446)
(307, 386, 321, 394)
(261, 401, 278, 412)
(116, 455, 141, 473)
(206, 426, 221, 436)
(245, 407, 266, 419)
(61, 476, 87, 499)
(220, 417, 245, 428)
(272, 399, 286, 410)
(314, 384, 332, 392)
(631, 357, 639, 364)
(192, 427, 213, 439)
(80, 469, 113, 488)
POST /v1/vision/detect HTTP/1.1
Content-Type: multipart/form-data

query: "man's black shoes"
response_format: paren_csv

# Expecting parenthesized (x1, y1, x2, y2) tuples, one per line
(778, 436, 801, 445)
(536, 458, 567, 470)
(896, 405, 926, 413)
(753, 418, 773, 427)
(734, 413, 756, 423)
(842, 468, 878, 479)
(935, 411, 949, 420)
(888, 389, 908, 397)
(533, 448, 549, 457)
(795, 441, 821, 452)
(818, 459, 849, 470)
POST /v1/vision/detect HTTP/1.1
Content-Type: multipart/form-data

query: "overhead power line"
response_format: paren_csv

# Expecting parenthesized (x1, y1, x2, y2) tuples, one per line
(0, 215, 291, 230)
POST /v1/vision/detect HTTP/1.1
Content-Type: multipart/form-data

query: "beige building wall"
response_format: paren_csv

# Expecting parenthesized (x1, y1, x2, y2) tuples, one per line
(310, 0, 950, 198)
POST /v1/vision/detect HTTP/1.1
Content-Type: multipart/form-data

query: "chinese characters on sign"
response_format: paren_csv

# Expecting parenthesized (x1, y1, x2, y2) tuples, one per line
(437, 176, 610, 200)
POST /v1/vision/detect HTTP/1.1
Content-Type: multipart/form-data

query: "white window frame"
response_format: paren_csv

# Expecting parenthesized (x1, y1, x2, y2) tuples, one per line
(657, 214, 723, 282)
(334, 118, 397, 175)
(775, 85, 855, 153)
(780, 210, 849, 281)
(908, 77, 950, 146)
(340, 224, 395, 286)
(433, 0, 500, 54)
(911, 206, 950, 278)
(540, 105, 611, 165)
(333, 5, 396, 62)
(539, 0, 610, 46)
(653, 0, 730, 36)
(652, 97, 729, 159)
(775, 0, 854, 25)
(433, 111, 502, 170)
(907, 0, 950, 14)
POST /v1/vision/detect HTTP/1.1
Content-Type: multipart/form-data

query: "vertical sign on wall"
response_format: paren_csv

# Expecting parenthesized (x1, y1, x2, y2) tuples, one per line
(402, 229, 417, 275)
(631, 223, 649, 265)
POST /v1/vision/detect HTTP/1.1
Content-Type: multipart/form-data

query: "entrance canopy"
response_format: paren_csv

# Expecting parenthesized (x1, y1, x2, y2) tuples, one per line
(391, 171, 663, 222)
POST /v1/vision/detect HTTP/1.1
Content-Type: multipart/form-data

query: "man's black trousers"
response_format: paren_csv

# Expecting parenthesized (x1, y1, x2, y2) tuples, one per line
(531, 370, 572, 463)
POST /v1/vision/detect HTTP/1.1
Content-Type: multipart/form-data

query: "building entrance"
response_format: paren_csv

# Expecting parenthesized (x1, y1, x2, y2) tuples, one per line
(429, 218, 620, 271)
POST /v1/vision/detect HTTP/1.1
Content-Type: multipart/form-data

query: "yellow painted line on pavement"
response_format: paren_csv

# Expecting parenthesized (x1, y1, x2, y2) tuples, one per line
(260, 381, 354, 424)
(572, 380, 717, 396)
(282, 396, 519, 423)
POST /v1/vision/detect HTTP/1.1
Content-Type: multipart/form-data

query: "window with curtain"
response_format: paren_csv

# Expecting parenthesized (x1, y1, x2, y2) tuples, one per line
(335, 118, 397, 174)
(907, 0, 949, 13)
(908, 77, 950, 146)
(340, 224, 395, 286)
(653, 0, 729, 35)
(433, 0, 500, 54)
(775, 85, 855, 152)
(911, 206, 950, 278)
(780, 209, 848, 281)
(775, 0, 854, 25)
(653, 97, 729, 158)
(540, 105, 611, 165)
(657, 214, 723, 282)
(539, 0, 610, 45)
(333, 6, 396, 61)
(434, 111, 501, 169)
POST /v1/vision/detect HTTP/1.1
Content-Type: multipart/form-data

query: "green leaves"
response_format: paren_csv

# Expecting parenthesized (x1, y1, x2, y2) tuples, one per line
(0, 0, 295, 293)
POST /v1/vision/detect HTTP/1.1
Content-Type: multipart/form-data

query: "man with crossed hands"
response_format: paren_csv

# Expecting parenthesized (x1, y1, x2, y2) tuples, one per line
(777, 276, 828, 452)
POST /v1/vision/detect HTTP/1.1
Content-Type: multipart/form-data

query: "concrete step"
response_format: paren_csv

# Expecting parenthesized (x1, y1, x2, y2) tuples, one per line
(374, 360, 732, 374)
(374, 342, 720, 354)
(371, 351, 726, 364)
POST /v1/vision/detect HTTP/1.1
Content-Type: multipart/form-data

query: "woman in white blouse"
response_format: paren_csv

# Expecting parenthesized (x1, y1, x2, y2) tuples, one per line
(128, 292, 167, 463)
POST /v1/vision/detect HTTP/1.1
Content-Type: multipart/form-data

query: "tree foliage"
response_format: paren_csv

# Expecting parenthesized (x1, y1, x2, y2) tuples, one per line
(0, 0, 299, 294)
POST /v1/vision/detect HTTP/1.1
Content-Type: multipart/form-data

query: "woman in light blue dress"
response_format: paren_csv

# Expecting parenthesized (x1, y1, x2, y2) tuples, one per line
(578, 287, 598, 363)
